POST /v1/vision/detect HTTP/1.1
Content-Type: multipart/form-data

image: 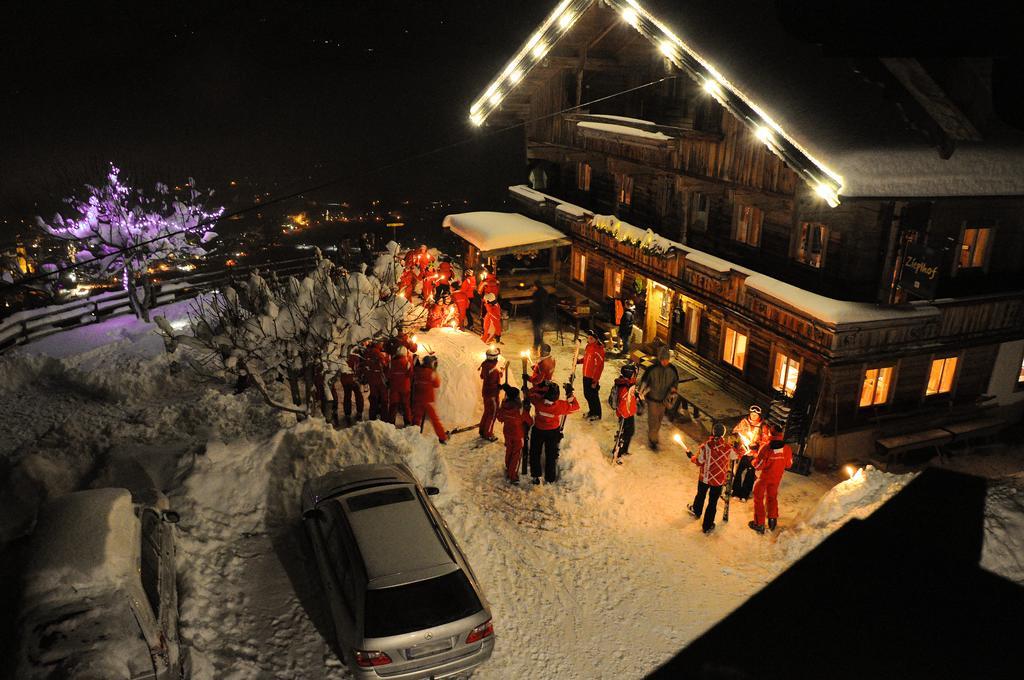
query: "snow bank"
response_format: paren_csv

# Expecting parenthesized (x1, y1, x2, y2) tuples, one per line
(414, 327, 489, 430)
(442, 211, 569, 253)
(577, 121, 672, 142)
(775, 466, 915, 562)
(980, 475, 1024, 585)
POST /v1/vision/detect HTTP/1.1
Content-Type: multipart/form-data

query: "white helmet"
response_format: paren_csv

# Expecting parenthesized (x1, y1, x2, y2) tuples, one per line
(397, 346, 408, 357)
(485, 346, 500, 358)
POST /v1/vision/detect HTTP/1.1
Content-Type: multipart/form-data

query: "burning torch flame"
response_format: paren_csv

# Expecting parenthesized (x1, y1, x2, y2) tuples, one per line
(844, 465, 860, 480)
(520, 350, 530, 358)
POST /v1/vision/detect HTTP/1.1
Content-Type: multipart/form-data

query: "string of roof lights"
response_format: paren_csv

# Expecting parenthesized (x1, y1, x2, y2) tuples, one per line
(468, 0, 844, 207)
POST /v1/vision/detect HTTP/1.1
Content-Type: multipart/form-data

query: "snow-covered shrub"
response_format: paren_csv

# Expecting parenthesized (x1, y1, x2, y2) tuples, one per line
(37, 164, 224, 321)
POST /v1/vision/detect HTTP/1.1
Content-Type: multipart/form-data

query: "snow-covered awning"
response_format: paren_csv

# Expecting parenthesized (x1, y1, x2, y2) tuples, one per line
(442, 211, 570, 257)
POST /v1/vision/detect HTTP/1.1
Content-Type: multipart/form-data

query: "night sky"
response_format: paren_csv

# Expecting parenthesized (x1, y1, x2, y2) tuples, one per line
(0, 1, 554, 222)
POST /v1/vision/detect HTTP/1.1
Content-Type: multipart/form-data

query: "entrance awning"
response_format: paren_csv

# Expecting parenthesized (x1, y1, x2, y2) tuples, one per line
(442, 211, 570, 258)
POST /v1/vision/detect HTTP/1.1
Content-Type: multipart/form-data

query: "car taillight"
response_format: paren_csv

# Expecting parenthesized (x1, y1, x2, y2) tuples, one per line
(355, 650, 393, 667)
(465, 619, 494, 644)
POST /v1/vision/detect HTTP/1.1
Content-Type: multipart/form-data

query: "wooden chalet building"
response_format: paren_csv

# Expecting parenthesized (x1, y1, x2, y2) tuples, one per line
(459, 0, 1024, 466)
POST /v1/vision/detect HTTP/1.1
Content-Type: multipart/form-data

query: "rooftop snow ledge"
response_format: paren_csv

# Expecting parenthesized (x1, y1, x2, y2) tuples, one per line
(577, 121, 673, 142)
(509, 184, 594, 218)
(442, 211, 569, 254)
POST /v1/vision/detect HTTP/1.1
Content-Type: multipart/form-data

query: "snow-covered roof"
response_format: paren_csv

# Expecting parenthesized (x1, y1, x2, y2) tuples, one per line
(442, 211, 570, 256)
(510, 184, 594, 218)
(23, 488, 141, 603)
(470, 0, 1024, 200)
(577, 121, 672, 142)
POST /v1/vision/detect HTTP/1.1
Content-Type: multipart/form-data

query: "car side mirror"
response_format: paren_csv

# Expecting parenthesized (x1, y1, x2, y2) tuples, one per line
(161, 510, 180, 524)
(425, 486, 441, 496)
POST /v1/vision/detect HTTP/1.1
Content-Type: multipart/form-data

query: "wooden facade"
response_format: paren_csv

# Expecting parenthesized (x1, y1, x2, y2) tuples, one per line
(484, 1, 1024, 463)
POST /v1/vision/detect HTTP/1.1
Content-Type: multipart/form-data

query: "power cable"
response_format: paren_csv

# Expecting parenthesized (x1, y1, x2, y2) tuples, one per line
(2, 75, 678, 294)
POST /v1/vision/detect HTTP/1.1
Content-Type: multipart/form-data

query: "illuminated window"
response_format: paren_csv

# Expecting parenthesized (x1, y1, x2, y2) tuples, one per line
(860, 366, 894, 407)
(577, 162, 592, 192)
(571, 250, 587, 284)
(772, 351, 800, 397)
(1017, 352, 1024, 386)
(604, 265, 623, 297)
(926, 356, 958, 396)
(616, 174, 634, 207)
(733, 204, 763, 247)
(957, 226, 992, 270)
(684, 303, 700, 346)
(795, 222, 828, 268)
(656, 286, 671, 323)
(722, 326, 748, 371)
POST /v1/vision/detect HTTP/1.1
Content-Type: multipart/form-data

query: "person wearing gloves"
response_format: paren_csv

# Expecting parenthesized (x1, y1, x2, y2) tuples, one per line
(527, 382, 580, 484)
(750, 428, 793, 534)
(481, 292, 502, 344)
(478, 346, 502, 442)
(732, 405, 767, 501)
(496, 385, 533, 485)
(528, 343, 556, 386)
(578, 329, 606, 420)
(686, 422, 738, 534)
(638, 346, 680, 451)
(610, 364, 638, 463)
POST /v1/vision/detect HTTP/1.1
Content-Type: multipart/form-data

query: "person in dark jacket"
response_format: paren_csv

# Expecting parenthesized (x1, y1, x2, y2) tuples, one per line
(529, 280, 550, 353)
(619, 300, 636, 355)
(639, 346, 680, 450)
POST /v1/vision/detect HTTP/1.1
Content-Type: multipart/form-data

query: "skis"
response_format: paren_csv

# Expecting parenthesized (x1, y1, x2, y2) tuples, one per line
(610, 417, 626, 465)
(559, 341, 581, 434)
(722, 459, 736, 522)
(447, 424, 478, 436)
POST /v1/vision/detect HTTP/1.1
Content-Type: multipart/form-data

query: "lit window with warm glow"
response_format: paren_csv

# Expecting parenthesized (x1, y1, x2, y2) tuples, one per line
(733, 204, 763, 247)
(722, 326, 748, 371)
(926, 357, 958, 396)
(577, 162, 592, 192)
(1017, 352, 1024, 386)
(604, 265, 623, 298)
(795, 222, 828, 268)
(572, 250, 587, 284)
(684, 303, 700, 346)
(957, 226, 993, 271)
(772, 351, 800, 397)
(616, 174, 634, 207)
(860, 366, 894, 407)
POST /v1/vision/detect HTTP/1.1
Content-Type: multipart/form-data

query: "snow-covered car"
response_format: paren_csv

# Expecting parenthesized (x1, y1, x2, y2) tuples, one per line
(302, 464, 494, 679)
(16, 487, 189, 680)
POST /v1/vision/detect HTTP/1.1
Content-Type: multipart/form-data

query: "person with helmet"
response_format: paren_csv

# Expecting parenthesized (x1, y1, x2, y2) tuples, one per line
(387, 345, 415, 426)
(731, 405, 766, 501)
(578, 329, 606, 421)
(496, 385, 533, 485)
(365, 341, 390, 421)
(750, 427, 793, 534)
(339, 345, 365, 426)
(639, 346, 680, 451)
(412, 354, 448, 444)
(481, 292, 502, 344)
(686, 422, 738, 534)
(611, 364, 639, 463)
(478, 346, 502, 441)
(528, 343, 556, 386)
(477, 264, 500, 298)
(528, 381, 580, 484)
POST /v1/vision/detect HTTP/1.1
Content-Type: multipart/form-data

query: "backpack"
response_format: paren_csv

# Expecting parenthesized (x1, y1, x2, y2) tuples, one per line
(608, 383, 621, 410)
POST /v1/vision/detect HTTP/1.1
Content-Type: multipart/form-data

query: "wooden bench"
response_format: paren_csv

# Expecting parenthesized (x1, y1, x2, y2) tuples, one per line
(875, 429, 954, 469)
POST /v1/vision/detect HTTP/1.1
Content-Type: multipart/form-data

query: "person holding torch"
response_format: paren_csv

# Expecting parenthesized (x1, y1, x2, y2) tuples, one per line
(731, 404, 766, 501)
(686, 422, 737, 534)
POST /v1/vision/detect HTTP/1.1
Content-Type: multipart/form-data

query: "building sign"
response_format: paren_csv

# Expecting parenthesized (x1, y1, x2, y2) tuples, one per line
(899, 243, 941, 299)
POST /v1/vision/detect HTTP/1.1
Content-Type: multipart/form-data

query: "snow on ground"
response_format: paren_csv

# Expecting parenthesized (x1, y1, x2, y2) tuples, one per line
(3, 310, 1022, 679)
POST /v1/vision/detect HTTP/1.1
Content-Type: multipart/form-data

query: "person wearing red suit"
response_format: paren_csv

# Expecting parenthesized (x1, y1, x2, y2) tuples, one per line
(421, 266, 438, 303)
(462, 270, 477, 328)
(478, 347, 502, 441)
(577, 330, 606, 420)
(387, 346, 415, 426)
(412, 355, 447, 444)
(687, 422, 739, 534)
(481, 293, 502, 343)
(528, 344, 556, 386)
(750, 428, 793, 533)
(426, 299, 446, 330)
(364, 341, 390, 421)
(403, 249, 418, 272)
(497, 386, 533, 485)
(528, 382, 580, 484)
(610, 364, 638, 463)
(452, 282, 470, 328)
(477, 267, 499, 328)
(399, 268, 416, 301)
(414, 245, 433, 275)
(339, 348, 365, 426)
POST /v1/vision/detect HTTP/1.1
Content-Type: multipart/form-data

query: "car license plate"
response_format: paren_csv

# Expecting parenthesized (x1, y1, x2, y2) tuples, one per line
(406, 638, 453, 659)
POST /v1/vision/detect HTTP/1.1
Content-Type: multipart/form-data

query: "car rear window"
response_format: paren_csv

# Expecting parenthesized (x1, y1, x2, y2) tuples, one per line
(363, 570, 482, 638)
(346, 487, 414, 512)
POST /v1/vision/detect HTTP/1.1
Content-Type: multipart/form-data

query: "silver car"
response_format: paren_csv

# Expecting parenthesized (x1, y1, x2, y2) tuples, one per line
(16, 487, 188, 680)
(302, 464, 494, 679)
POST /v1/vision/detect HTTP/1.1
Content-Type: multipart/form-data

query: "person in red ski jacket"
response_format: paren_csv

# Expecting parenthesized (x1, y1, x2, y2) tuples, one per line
(412, 355, 447, 444)
(750, 429, 793, 533)
(452, 280, 470, 328)
(403, 248, 418, 272)
(496, 385, 532, 484)
(461, 271, 477, 328)
(687, 422, 739, 534)
(578, 330, 606, 420)
(364, 342, 390, 421)
(399, 267, 417, 301)
(478, 347, 502, 441)
(396, 332, 418, 354)
(339, 348, 365, 426)
(477, 266, 500, 298)
(436, 258, 454, 299)
(414, 245, 432, 275)
(426, 298, 446, 330)
(481, 293, 502, 343)
(528, 344, 556, 385)
(528, 382, 580, 484)
(421, 266, 438, 303)
(610, 364, 638, 463)
(387, 346, 414, 426)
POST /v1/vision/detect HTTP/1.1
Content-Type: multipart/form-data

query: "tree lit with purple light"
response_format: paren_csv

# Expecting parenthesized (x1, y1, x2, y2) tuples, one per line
(37, 164, 223, 321)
